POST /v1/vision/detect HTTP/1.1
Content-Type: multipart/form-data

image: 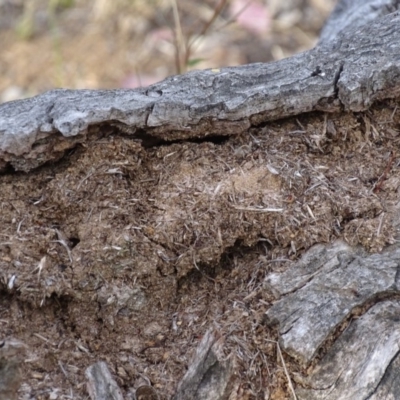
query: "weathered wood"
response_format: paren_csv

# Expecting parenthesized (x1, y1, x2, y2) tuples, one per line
(264, 241, 400, 365)
(173, 329, 234, 400)
(85, 361, 124, 400)
(1, 11, 400, 171)
(319, 0, 400, 43)
(295, 300, 400, 399)
(263, 240, 364, 298)
(368, 352, 400, 400)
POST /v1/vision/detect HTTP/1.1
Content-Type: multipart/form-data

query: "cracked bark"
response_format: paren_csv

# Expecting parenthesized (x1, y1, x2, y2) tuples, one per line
(264, 240, 400, 364)
(296, 300, 400, 399)
(264, 240, 400, 399)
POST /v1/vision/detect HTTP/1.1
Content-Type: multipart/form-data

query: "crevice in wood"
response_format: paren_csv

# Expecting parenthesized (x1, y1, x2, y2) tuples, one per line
(308, 291, 400, 367)
(332, 63, 344, 99)
(369, 346, 400, 398)
(133, 130, 230, 149)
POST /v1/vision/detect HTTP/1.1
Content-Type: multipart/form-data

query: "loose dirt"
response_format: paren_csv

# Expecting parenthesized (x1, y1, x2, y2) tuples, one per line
(1, 98, 400, 398)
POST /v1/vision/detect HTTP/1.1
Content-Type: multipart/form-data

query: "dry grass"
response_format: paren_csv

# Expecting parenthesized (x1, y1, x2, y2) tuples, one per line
(0, 0, 335, 101)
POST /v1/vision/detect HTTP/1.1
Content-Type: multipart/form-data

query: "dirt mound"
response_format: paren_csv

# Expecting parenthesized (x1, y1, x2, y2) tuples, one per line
(0, 98, 399, 398)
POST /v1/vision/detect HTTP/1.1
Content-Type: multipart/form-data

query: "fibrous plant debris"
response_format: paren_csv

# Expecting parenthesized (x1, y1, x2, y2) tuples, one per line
(0, 98, 400, 398)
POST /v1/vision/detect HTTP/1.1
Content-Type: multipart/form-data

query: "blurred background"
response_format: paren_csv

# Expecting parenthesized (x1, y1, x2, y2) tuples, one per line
(0, 0, 335, 103)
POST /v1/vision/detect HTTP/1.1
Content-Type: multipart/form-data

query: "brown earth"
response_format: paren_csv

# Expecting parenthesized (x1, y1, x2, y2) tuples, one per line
(1, 96, 400, 398)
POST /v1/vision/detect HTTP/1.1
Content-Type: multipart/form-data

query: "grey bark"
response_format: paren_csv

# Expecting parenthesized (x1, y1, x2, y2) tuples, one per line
(295, 300, 400, 400)
(173, 329, 235, 400)
(264, 240, 400, 365)
(264, 241, 400, 399)
(0, 10, 400, 171)
(319, 0, 400, 43)
(85, 361, 124, 400)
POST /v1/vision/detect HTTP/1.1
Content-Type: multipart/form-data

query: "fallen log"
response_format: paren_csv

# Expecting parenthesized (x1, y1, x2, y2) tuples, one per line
(0, 6, 400, 172)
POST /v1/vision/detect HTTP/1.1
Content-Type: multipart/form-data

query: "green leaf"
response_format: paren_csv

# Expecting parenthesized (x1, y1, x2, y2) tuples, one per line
(187, 58, 205, 67)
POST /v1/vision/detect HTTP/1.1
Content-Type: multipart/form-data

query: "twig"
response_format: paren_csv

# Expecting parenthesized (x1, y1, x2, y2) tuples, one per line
(170, 0, 185, 74)
(277, 342, 298, 400)
(232, 205, 284, 213)
(185, 0, 229, 65)
(373, 151, 395, 193)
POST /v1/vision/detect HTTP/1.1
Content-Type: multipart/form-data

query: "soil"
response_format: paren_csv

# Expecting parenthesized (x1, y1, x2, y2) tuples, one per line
(1, 97, 400, 399)
(6, 1, 400, 399)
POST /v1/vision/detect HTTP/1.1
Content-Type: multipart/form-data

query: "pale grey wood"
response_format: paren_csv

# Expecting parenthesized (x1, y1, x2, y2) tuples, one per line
(295, 300, 400, 400)
(1, 12, 400, 171)
(85, 361, 124, 400)
(319, 0, 400, 43)
(264, 242, 400, 365)
(264, 240, 364, 298)
(368, 352, 400, 400)
(173, 329, 234, 400)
